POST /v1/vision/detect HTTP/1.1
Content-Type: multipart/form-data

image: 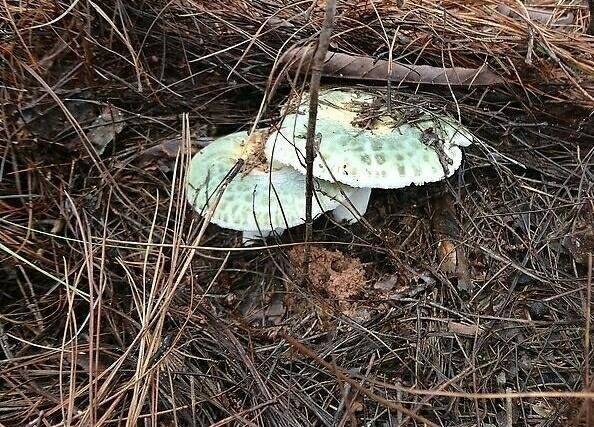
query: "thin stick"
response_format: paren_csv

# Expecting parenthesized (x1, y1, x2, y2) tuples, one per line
(586, 0, 594, 36)
(283, 334, 439, 427)
(585, 252, 593, 424)
(304, 0, 337, 248)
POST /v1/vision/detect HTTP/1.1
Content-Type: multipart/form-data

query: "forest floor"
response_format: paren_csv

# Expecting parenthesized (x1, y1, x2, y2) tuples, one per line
(1, 1, 594, 425)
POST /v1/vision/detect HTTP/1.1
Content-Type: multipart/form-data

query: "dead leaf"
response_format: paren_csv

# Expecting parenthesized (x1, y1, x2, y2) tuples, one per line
(135, 134, 212, 172)
(373, 274, 399, 292)
(447, 321, 483, 337)
(279, 46, 504, 86)
(85, 106, 125, 155)
(437, 240, 458, 275)
(496, 5, 575, 27)
(530, 401, 554, 418)
(373, 270, 435, 301)
(563, 229, 594, 265)
(236, 287, 287, 326)
(17, 92, 96, 142)
(265, 293, 286, 325)
(431, 194, 472, 291)
(562, 202, 594, 265)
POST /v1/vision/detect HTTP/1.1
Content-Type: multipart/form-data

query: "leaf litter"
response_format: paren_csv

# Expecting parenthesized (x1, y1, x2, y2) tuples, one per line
(1, 0, 594, 425)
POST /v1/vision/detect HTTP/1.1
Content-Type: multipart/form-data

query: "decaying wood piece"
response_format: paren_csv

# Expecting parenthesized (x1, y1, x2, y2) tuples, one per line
(279, 46, 504, 87)
(431, 193, 472, 291)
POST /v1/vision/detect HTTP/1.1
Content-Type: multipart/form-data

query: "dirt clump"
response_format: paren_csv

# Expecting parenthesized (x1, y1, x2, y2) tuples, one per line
(288, 246, 366, 299)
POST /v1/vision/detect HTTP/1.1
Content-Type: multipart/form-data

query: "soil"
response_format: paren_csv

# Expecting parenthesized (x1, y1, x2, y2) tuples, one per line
(288, 246, 366, 299)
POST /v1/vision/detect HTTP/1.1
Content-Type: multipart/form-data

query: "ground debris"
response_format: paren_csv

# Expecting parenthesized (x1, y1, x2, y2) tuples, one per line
(135, 133, 212, 172)
(430, 193, 472, 291)
(2, 0, 593, 425)
(288, 246, 366, 299)
(280, 46, 504, 86)
(84, 106, 126, 155)
(562, 202, 594, 266)
(14, 93, 96, 143)
(446, 320, 483, 337)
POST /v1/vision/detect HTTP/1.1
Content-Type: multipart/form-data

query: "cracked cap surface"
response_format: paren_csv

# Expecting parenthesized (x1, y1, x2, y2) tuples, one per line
(186, 130, 355, 232)
(265, 88, 474, 189)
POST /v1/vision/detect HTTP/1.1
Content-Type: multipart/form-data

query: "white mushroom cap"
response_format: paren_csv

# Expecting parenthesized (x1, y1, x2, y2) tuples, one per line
(186, 130, 355, 236)
(265, 88, 474, 189)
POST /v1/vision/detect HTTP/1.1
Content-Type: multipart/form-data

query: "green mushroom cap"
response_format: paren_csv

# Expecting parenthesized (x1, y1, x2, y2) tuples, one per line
(265, 88, 473, 189)
(186, 129, 355, 233)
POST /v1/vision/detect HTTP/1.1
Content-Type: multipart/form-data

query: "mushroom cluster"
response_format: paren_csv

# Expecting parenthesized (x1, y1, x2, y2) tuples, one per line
(186, 88, 474, 243)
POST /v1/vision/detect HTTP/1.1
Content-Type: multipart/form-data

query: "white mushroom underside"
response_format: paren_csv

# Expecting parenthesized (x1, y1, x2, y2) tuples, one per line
(331, 187, 372, 223)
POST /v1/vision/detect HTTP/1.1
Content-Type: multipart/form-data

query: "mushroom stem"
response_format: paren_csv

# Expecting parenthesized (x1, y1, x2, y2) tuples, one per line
(331, 187, 372, 223)
(242, 227, 285, 245)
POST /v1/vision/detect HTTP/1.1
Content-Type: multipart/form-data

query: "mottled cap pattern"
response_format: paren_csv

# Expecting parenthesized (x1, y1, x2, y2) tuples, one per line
(186, 131, 355, 233)
(265, 88, 473, 189)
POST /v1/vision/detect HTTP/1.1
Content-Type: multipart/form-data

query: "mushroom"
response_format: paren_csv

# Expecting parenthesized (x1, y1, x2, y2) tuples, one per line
(186, 129, 355, 244)
(265, 88, 474, 222)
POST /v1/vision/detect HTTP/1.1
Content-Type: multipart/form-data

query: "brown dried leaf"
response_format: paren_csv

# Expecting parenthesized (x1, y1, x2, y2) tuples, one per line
(437, 240, 459, 275)
(280, 46, 504, 86)
(447, 321, 483, 337)
(135, 134, 212, 172)
(530, 402, 554, 418)
(496, 5, 575, 27)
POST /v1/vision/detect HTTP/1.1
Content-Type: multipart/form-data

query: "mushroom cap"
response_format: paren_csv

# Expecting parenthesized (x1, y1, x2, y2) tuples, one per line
(265, 88, 474, 189)
(186, 130, 354, 233)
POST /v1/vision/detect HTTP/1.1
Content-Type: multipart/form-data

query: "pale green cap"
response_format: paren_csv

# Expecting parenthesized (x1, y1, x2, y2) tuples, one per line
(265, 88, 473, 189)
(187, 130, 355, 233)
